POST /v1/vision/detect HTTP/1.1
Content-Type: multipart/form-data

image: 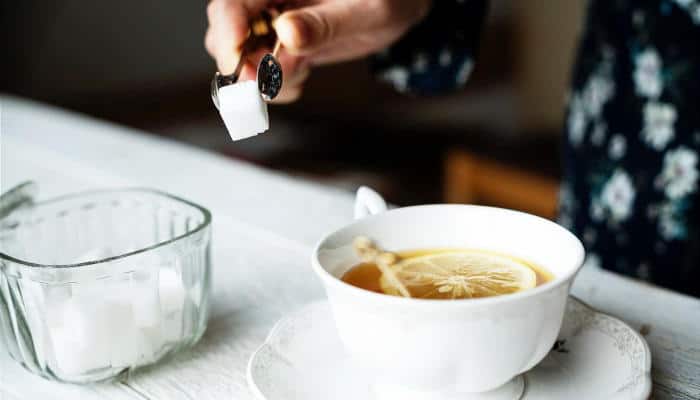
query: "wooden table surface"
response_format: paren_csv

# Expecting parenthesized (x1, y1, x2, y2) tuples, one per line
(1, 96, 699, 399)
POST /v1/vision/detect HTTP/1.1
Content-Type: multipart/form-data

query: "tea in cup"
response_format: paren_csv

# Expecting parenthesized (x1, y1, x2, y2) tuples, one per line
(311, 187, 585, 399)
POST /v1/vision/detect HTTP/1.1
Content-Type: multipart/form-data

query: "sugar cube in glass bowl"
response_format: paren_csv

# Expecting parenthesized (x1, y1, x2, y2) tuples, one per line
(0, 184, 211, 383)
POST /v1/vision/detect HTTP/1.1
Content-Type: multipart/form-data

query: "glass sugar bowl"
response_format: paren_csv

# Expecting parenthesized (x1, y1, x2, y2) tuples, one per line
(0, 182, 211, 383)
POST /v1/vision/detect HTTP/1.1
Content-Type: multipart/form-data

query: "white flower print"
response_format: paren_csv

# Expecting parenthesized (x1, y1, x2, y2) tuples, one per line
(567, 94, 586, 146)
(609, 134, 627, 159)
(634, 48, 662, 98)
(456, 59, 474, 85)
(674, 0, 693, 8)
(659, 213, 683, 239)
(600, 169, 636, 222)
(658, 146, 699, 199)
(658, 203, 685, 240)
(692, 3, 700, 24)
(642, 101, 677, 150)
(582, 73, 615, 118)
(672, 0, 700, 24)
(380, 67, 409, 92)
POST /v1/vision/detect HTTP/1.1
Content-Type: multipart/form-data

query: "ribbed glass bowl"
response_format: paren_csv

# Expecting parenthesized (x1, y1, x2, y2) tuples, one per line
(0, 183, 211, 383)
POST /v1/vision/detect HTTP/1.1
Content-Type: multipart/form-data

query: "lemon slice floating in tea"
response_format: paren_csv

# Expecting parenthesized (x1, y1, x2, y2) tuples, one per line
(379, 250, 537, 299)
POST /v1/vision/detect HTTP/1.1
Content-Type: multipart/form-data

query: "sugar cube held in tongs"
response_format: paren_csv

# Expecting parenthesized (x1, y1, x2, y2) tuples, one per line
(211, 9, 283, 141)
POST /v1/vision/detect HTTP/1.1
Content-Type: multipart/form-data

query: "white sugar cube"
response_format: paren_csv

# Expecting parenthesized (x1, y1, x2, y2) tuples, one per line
(108, 301, 140, 368)
(131, 268, 161, 328)
(219, 80, 269, 141)
(27, 284, 74, 372)
(159, 269, 186, 341)
(50, 325, 106, 376)
(21, 281, 50, 369)
(47, 283, 146, 374)
(49, 298, 113, 375)
(42, 264, 194, 376)
(159, 269, 186, 314)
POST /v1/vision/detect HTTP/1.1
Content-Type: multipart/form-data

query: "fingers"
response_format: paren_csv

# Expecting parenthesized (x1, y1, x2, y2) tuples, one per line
(271, 66, 310, 103)
(272, 85, 303, 103)
(276, 0, 430, 57)
(286, 64, 311, 87)
(275, 0, 388, 55)
(205, 0, 253, 74)
(273, 50, 310, 102)
(307, 29, 405, 65)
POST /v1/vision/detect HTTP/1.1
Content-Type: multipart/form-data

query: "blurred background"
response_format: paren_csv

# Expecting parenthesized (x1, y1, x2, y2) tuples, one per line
(3, 0, 586, 217)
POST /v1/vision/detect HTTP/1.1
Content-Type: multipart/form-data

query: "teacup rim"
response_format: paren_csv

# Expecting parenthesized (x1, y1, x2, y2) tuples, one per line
(311, 203, 586, 308)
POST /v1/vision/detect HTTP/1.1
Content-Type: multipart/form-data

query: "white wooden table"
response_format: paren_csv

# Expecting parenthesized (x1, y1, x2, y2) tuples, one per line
(1, 96, 699, 400)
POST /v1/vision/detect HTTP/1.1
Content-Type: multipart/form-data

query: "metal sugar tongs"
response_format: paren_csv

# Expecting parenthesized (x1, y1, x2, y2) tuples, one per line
(211, 9, 283, 109)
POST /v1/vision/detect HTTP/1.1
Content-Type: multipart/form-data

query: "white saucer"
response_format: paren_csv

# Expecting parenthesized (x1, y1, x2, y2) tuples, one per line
(248, 297, 651, 400)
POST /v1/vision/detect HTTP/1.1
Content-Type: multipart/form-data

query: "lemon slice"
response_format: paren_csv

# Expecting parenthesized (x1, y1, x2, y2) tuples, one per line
(379, 250, 537, 299)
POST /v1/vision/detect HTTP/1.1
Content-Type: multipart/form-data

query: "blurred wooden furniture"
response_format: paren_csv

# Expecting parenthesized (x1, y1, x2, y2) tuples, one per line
(444, 149, 560, 219)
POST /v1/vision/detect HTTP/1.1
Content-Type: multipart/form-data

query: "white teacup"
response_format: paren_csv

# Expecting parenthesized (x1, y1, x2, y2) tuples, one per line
(311, 187, 585, 400)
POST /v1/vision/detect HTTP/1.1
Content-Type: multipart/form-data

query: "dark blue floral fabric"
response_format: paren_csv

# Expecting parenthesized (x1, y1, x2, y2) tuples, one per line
(374, 0, 700, 297)
(371, 0, 488, 95)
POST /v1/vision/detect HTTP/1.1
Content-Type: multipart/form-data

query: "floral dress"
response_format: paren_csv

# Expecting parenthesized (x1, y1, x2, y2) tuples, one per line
(374, 0, 700, 297)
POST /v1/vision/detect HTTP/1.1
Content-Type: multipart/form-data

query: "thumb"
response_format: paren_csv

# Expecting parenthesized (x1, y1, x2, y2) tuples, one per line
(275, 2, 368, 54)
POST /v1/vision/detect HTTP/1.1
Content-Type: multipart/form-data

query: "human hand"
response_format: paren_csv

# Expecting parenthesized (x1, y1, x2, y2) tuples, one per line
(205, 0, 431, 103)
